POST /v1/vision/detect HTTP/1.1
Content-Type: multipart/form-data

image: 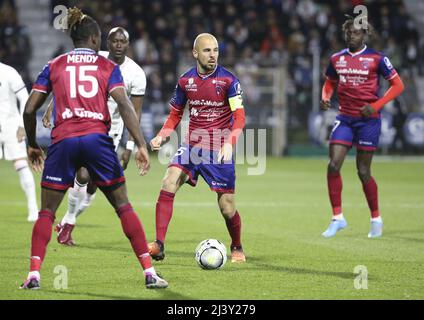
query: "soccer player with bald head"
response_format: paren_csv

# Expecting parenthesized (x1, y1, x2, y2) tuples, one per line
(148, 33, 246, 263)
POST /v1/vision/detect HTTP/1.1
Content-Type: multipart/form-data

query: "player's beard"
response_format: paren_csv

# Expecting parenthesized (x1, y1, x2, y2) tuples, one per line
(199, 61, 216, 74)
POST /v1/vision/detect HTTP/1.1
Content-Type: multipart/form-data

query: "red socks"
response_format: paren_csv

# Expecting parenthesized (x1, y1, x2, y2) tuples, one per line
(30, 210, 55, 272)
(116, 203, 151, 270)
(327, 172, 343, 216)
(328, 171, 380, 218)
(225, 211, 242, 248)
(362, 177, 380, 218)
(155, 190, 175, 243)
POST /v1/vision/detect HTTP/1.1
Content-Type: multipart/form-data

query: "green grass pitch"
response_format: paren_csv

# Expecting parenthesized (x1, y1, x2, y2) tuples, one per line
(1, 156, 423, 300)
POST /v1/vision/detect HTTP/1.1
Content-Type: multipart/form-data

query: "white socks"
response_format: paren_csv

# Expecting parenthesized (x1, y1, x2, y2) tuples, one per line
(333, 213, 344, 221)
(15, 161, 38, 218)
(371, 216, 383, 223)
(76, 193, 96, 217)
(61, 179, 96, 226)
(28, 271, 40, 281)
(144, 267, 157, 276)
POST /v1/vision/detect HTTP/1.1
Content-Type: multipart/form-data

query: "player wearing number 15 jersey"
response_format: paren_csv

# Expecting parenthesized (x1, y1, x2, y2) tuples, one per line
(320, 16, 404, 239)
(20, 7, 167, 290)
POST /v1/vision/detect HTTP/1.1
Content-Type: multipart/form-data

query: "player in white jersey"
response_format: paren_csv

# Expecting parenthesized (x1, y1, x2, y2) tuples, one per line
(0, 62, 39, 221)
(42, 27, 146, 245)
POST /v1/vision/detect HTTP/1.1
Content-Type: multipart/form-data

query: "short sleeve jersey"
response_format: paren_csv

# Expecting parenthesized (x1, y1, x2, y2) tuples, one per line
(33, 48, 124, 144)
(325, 46, 398, 118)
(169, 65, 243, 150)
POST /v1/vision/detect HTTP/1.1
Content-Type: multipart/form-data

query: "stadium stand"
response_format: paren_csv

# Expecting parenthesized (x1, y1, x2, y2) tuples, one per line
(2, 0, 423, 154)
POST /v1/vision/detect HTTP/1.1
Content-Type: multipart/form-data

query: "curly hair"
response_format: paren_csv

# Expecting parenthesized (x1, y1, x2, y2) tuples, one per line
(342, 14, 374, 36)
(67, 7, 100, 45)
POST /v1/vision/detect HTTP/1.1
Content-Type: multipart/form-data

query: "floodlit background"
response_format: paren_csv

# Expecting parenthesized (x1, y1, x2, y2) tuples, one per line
(1, 0, 424, 155)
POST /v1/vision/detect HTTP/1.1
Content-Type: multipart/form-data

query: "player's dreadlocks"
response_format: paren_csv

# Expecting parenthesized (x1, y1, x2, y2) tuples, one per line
(67, 7, 100, 45)
(342, 14, 373, 36)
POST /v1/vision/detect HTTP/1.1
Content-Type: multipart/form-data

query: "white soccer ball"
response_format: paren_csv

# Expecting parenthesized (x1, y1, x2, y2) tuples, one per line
(195, 239, 227, 270)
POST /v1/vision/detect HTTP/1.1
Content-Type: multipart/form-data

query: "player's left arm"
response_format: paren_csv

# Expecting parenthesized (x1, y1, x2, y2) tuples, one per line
(361, 56, 405, 117)
(15, 87, 29, 142)
(23, 62, 51, 172)
(9, 68, 29, 142)
(23, 90, 48, 172)
(217, 80, 246, 162)
(121, 94, 143, 170)
(121, 67, 146, 169)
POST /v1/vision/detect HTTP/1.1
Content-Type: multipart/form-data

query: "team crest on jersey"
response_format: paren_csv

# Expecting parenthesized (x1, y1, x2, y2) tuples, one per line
(185, 78, 197, 92)
(215, 85, 223, 95)
(359, 57, 374, 70)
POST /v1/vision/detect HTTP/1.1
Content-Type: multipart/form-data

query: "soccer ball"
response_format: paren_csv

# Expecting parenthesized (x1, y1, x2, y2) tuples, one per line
(195, 239, 227, 270)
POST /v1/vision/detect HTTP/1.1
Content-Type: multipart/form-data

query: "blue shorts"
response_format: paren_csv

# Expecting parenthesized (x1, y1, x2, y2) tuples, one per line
(169, 144, 235, 193)
(330, 115, 381, 151)
(41, 133, 125, 191)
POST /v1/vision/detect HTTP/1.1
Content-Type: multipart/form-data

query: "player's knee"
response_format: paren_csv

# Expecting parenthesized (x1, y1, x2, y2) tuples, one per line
(357, 168, 371, 182)
(328, 160, 342, 173)
(218, 198, 235, 217)
(13, 159, 29, 171)
(76, 168, 90, 184)
(161, 176, 179, 193)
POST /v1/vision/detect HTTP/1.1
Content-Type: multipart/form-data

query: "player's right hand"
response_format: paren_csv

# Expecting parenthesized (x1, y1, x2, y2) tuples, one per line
(135, 145, 150, 176)
(320, 100, 331, 111)
(42, 113, 51, 128)
(27, 146, 44, 173)
(150, 136, 163, 151)
(16, 127, 26, 142)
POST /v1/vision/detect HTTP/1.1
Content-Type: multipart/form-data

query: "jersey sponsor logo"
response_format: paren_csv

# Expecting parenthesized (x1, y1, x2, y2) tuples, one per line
(61, 107, 104, 120)
(189, 99, 225, 107)
(191, 108, 199, 117)
(359, 57, 374, 62)
(212, 79, 226, 85)
(383, 57, 394, 70)
(236, 83, 243, 95)
(74, 108, 104, 120)
(62, 108, 73, 119)
(337, 68, 369, 76)
(67, 54, 99, 64)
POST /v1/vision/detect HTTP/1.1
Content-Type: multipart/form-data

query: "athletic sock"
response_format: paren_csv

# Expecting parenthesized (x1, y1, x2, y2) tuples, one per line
(61, 178, 87, 225)
(225, 211, 242, 248)
(30, 210, 55, 273)
(362, 177, 380, 219)
(327, 172, 343, 216)
(155, 190, 175, 243)
(371, 216, 382, 223)
(76, 192, 96, 217)
(116, 203, 152, 271)
(333, 213, 344, 221)
(17, 164, 38, 214)
(144, 266, 157, 276)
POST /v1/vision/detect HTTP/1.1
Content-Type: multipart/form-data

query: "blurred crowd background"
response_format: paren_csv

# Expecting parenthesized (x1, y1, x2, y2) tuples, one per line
(1, 0, 424, 155)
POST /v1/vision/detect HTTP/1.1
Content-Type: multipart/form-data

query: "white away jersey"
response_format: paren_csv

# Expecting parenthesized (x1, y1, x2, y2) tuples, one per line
(98, 51, 146, 135)
(0, 62, 27, 127)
